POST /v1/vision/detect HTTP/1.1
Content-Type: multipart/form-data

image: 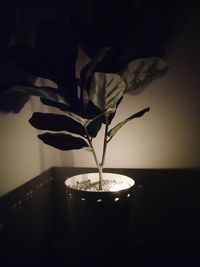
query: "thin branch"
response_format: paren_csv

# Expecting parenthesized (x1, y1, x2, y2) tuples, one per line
(86, 132, 102, 190)
(100, 123, 109, 169)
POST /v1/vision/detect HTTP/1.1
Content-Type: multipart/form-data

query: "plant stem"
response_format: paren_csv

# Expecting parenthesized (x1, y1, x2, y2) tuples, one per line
(86, 121, 109, 191)
(100, 123, 109, 170)
(87, 136, 103, 190)
(98, 122, 109, 189)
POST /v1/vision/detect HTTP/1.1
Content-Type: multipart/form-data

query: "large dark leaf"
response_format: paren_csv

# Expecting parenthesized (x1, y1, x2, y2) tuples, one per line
(85, 108, 115, 137)
(8, 85, 69, 107)
(0, 59, 36, 113)
(89, 72, 125, 112)
(0, 91, 30, 113)
(80, 47, 112, 106)
(40, 98, 70, 111)
(38, 133, 89, 151)
(29, 112, 85, 137)
(107, 107, 150, 140)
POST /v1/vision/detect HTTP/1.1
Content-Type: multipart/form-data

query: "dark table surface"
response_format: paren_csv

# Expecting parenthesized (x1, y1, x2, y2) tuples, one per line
(0, 168, 199, 266)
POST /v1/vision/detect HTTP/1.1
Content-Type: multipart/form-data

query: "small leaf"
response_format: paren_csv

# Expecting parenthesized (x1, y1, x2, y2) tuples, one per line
(38, 133, 89, 151)
(29, 113, 85, 136)
(89, 72, 126, 112)
(107, 107, 150, 140)
(120, 57, 168, 92)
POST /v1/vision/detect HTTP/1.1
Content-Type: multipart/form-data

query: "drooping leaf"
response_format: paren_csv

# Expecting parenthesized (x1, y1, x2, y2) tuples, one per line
(107, 107, 150, 140)
(120, 57, 168, 92)
(89, 72, 126, 112)
(38, 133, 89, 151)
(29, 113, 85, 137)
(0, 90, 30, 113)
(8, 85, 69, 107)
(40, 98, 70, 111)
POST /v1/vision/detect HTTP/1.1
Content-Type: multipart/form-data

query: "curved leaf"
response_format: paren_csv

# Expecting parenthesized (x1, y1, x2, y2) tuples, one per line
(80, 47, 112, 106)
(120, 57, 168, 92)
(89, 72, 126, 112)
(0, 90, 30, 113)
(107, 107, 150, 140)
(29, 113, 85, 136)
(8, 85, 69, 107)
(40, 98, 70, 111)
(85, 109, 114, 137)
(38, 133, 89, 151)
(85, 115, 103, 138)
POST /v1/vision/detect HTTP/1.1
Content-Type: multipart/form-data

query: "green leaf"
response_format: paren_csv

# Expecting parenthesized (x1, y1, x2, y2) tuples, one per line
(120, 57, 168, 92)
(85, 115, 103, 138)
(0, 90, 30, 113)
(64, 111, 88, 126)
(29, 113, 86, 136)
(38, 133, 89, 151)
(107, 107, 150, 140)
(89, 72, 126, 112)
(80, 47, 113, 106)
(8, 85, 69, 107)
(82, 47, 112, 86)
(85, 109, 114, 137)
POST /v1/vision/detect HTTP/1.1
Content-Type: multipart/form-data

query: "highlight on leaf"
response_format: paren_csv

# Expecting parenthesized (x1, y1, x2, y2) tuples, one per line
(80, 47, 113, 107)
(120, 57, 168, 92)
(89, 72, 126, 112)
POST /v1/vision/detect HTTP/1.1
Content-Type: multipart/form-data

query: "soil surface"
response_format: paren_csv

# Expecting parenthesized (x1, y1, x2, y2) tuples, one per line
(71, 179, 129, 192)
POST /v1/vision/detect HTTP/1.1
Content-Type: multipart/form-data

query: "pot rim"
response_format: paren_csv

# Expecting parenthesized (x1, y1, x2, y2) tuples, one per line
(64, 172, 135, 193)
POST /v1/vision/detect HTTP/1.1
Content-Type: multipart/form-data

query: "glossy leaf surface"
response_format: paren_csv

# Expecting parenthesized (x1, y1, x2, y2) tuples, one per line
(89, 72, 125, 111)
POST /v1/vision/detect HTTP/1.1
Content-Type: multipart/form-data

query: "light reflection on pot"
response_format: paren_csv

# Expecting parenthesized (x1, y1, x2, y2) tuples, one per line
(109, 182, 130, 192)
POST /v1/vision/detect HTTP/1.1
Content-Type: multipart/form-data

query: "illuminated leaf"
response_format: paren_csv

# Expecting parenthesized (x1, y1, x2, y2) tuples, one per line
(107, 107, 150, 140)
(89, 72, 125, 111)
(120, 57, 168, 92)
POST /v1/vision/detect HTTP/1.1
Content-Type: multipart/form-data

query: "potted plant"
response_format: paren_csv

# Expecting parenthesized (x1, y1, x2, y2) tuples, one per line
(24, 46, 168, 264)
(1, 46, 168, 265)
(0, 15, 168, 265)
